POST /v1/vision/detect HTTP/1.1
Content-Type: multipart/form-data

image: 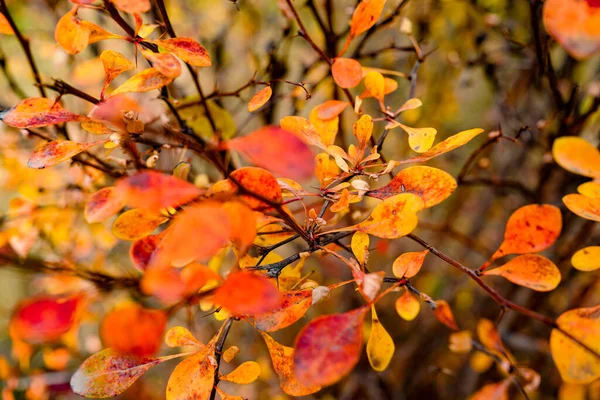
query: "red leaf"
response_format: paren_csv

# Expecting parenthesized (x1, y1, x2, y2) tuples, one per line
(253, 290, 313, 332)
(28, 140, 105, 169)
(1, 98, 86, 128)
(85, 187, 125, 223)
(154, 37, 211, 67)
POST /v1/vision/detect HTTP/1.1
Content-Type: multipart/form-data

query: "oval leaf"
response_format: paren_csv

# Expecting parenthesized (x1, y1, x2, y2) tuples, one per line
(1, 98, 87, 128)
(483, 254, 561, 291)
(111, 208, 167, 241)
(366, 306, 395, 372)
(85, 187, 125, 223)
(553, 137, 600, 178)
(572, 246, 600, 271)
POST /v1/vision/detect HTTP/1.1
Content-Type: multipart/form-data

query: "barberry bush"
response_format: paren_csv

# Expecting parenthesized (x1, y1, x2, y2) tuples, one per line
(0, 0, 600, 398)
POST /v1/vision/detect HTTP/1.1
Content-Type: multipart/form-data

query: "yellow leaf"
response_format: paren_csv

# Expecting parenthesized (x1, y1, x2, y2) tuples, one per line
(111, 209, 167, 241)
(165, 326, 203, 348)
(398, 124, 437, 153)
(109, 68, 174, 97)
(572, 246, 600, 271)
(395, 289, 420, 321)
(553, 137, 600, 178)
(55, 8, 90, 55)
(28, 140, 106, 169)
(351, 231, 370, 266)
(367, 306, 395, 372)
(364, 71, 385, 101)
(578, 181, 600, 198)
(399, 129, 485, 164)
(220, 361, 261, 384)
(482, 254, 561, 291)
(248, 86, 272, 112)
(449, 331, 472, 353)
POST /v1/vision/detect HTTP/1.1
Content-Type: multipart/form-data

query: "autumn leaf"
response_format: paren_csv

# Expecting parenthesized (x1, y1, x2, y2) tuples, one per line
(100, 50, 135, 96)
(55, 8, 90, 55)
(253, 289, 313, 332)
(477, 319, 509, 357)
(351, 231, 370, 266)
(552, 137, 600, 178)
(10, 295, 82, 344)
(139, 48, 182, 79)
(368, 166, 457, 207)
(111, 208, 167, 241)
(543, 0, 600, 59)
(85, 187, 125, 223)
(141, 263, 220, 304)
(165, 326, 204, 348)
(364, 71, 385, 101)
(248, 86, 272, 112)
(339, 0, 387, 55)
(550, 304, 600, 383)
(316, 100, 349, 120)
(259, 332, 321, 396)
(70, 349, 165, 398)
(395, 289, 420, 321)
(433, 300, 459, 331)
(398, 124, 437, 154)
(563, 193, 600, 221)
(483, 204, 562, 268)
(109, 67, 174, 97)
(482, 254, 561, 291)
(279, 116, 328, 151)
(213, 272, 281, 316)
(100, 305, 167, 358)
(0, 13, 14, 35)
(332, 58, 363, 88)
(392, 250, 428, 278)
(224, 126, 315, 180)
(571, 246, 600, 271)
(366, 306, 395, 371)
(578, 181, 600, 198)
(153, 37, 211, 67)
(27, 140, 105, 169)
(398, 128, 485, 165)
(220, 361, 261, 384)
(112, 0, 151, 13)
(129, 230, 167, 271)
(1, 98, 87, 128)
(116, 171, 202, 211)
(469, 380, 510, 400)
(294, 307, 368, 387)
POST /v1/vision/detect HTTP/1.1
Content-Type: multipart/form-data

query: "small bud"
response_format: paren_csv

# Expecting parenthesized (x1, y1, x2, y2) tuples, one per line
(399, 17, 413, 34)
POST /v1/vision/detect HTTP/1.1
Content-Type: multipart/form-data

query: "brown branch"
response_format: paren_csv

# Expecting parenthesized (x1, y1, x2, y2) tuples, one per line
(209, 318, 234, 400)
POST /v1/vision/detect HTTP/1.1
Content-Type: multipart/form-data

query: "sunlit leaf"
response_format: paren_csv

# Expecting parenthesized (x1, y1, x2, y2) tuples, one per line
(109, 67, 174, 97)
(165, 326, 204, 348)
(55, 8, 90, 54)
(280, 116, 327, 151)
(578, 180, 600, 198)
(220, 361, 261, 384)
(27, 140, 105, 169)
(116, 171, 201, 212)
(10, 295, 82, 344)
(85, 187, 125, 223)
(571, 246, 600, 271)
(553, 137, 600, 178)
(1, 98, 87, 128)
(222, 346, 240, 363)
(483, 254, 561, 291)
(227, 167, 283, 210)
(368, 166, 457, 207)
(111, 208, 167, 241)
(366, 306, 395, 372)
(332, 58, 363, 89)
(100, 305, 166, 358)
(223, 201, 257, 254)
(316, 100, 349, 120)
(253, 289, 313, 332)
(129, 230, 167, 271)
(398, 124, 437, 154)
(477, 319, 507, 356)
(485, 204, 562, 265)
(469, 379, 510, 400)
(543, 0, 600, 60)
(0, 14, 14, 35)
(395, 289, 420, 321)
(433, 300, 459, 331)
(154, 37, 211, 67)
(392, 249, 428, 278)
(399, 129, 485, 165)
(360, 77, 398, 99)
(248, 86, 272, 112)
(550, 304, 600, 383)
(224, 126, 315, 180)
(139, 48, 182, 79)
(166, 344, 215, 400)
(563, 193, 600, 221)
(213, 272, 281, 316)
(141, 263, 220, 304)
(351, 231, 369, 266)
(112, 0, 150, 13)
(364, 71, 385, 101)
(294, 307, 368, 387)
(70, 349, 162, 398)
(349, 0, 387, 38)
(259, 332, 321, 396)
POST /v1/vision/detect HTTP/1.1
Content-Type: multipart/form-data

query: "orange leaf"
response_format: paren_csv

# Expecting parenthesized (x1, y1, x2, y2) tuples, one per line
(70, 349, 163, 398)
(220, 361, 261, 384)
(88, 94, 142, 131)
(369, 166, 457, 207)
(85, 187, 125, 223)
(550, 304, 600, 383)
(55, 8, 90, 54)
(165, 326, 204, 348)
(350, 0, 387, 38)
(154, 37, 211, 67)
(578, 181, 600, 198)
(253, 289, 313, 332)
(553, 137, 600, 178)
(225, 126, 315, 180)
(101, 50, 135, 95)
(293, 307, 368, 387)
(213, 272, 281, 316)
(28, 140, 105, 169)
(563, 193, 600, 221)
(141, 264, 219, 304)
(279, 116, 328, 151)
(469, 380, 510, 400)
(10, 295, 82, 344)
(316, 100, 349, 120)
(259, 332, 321, 396)
(483, 254, 561, 291)
(112, 0, 150, 13)
(1, 98, 87, 128)
(129, 230, 167, 271)
(331, 58, 363, 88)
(310, 108, 339, 146)
(543, 0, 600, 60)
(222, 346, 240, 363)
(100, 305, 166, 358)
(223, 201, 257, 254)
(486, 204, 562, 264)
(398, 128, 485, 165)
(111, 208, 167, 241)
(248, 86, 272, 112)
(392, 249, 428, 278)
(149, 202, 231, 266)
(139, 48, 182, 79)
(0, 14, 14, 35)
(477, 319, 507, 356)
(116, 171, 202, 211)
(109, 67, 174, 97)
(433, 300, 459, 331)
(395, 289, 420, 321)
